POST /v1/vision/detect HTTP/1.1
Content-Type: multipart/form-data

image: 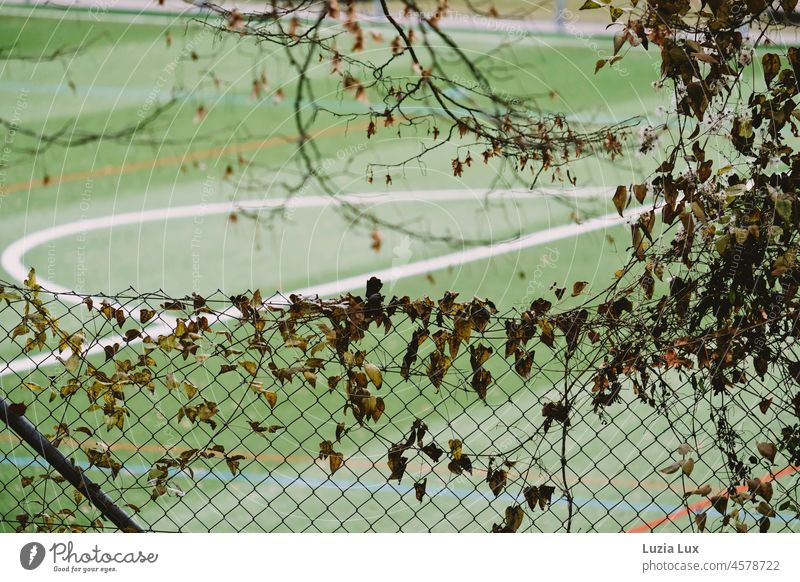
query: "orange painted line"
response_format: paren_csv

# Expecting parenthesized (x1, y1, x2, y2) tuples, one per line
(0, 123, 366, 196)
(626, 465, 800, 533)
(1, 431, 304, 464)
(0, 431, 457, 481)
(2, 432, 682, 491)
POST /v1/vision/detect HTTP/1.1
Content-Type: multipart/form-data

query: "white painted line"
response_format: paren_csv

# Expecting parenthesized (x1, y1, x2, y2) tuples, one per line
(0, 188, 607, 293)
(0, 188, 648, 378)
(4, 1, 614, 41)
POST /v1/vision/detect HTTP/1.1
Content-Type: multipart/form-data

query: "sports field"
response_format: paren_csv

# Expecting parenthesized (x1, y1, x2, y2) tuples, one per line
(0, 3, 667, 302)
(2, 2, 767, 533)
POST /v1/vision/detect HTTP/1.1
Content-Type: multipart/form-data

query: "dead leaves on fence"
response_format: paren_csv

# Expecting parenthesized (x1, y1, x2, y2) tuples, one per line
(9, 273, 779, 534)
(319, 440, 345, 474)
(5, 275, 586, 532)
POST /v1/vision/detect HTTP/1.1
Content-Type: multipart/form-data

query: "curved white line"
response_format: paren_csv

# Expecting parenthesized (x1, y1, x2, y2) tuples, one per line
(0, 188, 646, 377)
(1, 188, 607, 292)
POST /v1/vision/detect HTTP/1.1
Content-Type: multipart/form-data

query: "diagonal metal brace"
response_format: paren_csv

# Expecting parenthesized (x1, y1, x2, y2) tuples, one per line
(0, 395, 145, 533)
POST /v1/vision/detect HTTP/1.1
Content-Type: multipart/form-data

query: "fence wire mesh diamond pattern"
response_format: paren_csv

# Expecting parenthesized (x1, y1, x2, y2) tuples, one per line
(0, 276, 798, 533)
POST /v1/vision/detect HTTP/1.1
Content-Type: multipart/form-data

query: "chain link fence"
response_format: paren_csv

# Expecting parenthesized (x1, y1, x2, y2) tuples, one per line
(0, 273, 798, 533)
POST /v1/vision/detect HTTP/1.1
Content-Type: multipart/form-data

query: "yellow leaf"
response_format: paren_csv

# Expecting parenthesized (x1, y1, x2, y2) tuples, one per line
(364, 363, 383, 390)
(24, 268, 37, 289)
(184, 381, 198, 399)
(240, 360, 258, 376)
(11, 324, 29, 339)
(330, 452, 344, 474)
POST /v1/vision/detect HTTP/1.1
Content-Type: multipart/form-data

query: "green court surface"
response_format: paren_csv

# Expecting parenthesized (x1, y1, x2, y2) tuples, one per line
(0, 5, 667, 301)
(1, 4, 758, 533)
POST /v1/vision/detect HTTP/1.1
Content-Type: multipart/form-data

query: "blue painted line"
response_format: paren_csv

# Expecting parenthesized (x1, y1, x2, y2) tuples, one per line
(0, 453, 688, 518)
(5, 454, 797, 528)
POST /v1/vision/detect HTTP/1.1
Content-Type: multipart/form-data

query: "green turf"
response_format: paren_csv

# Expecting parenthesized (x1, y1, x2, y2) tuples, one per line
(1, 7, 743, 533)
(0, 8, 666, 300)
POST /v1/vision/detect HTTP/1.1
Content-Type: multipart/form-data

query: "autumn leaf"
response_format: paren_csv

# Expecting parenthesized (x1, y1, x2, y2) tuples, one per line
(710, 495, 728, 516)
(659, 461, 681, 475)
(513, 350, 534, 379)
(225, 454, 246, 476)
(612, 31, 626, 56)
(572, 281, 588, 297)
(524, 486, 539, 511)
(319, 441, 344, 474)
(684, 483, 712, 499)
(414, 479, 426, 503)
(756, 501, 776, 517)
(330, 452, 344, 474)
(686, 82, 708, 120)
(612, 185, 628, 217)
(387, 446, 409, 482)
(427, 351, 451, 389)
(471, 368, 492, 401)
(762, 53, 781, 86)
(492, 505, 524, 533)
(240, 360, 258, 376)
(370, 230, 382, 252)
(595, 55, 622, 74)
(633, 183, 647, 203)
(264, 391, 278, 409)
(538, 485, 555, 509)
(595, 58, 607, 74)
(422, 443, 443, 462)
(364, 362, 383, 390)
(488, 469, 507, 498)
(448, 439, 462, 461)
(757, 442, 777, 463)
(184, 381, 198, 399)
(695, 512, 707, 532)
(759, 481, 773, 503)
(363, 396, 385, 423)
(11, 324, 29, 339)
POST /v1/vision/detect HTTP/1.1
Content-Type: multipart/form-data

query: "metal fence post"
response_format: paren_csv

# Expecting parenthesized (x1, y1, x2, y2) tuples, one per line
(0, 396, 145, 533)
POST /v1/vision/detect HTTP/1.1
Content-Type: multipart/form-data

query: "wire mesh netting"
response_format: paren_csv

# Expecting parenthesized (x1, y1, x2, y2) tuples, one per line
(0, 274, 798, 533)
